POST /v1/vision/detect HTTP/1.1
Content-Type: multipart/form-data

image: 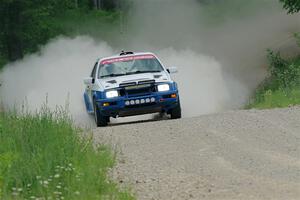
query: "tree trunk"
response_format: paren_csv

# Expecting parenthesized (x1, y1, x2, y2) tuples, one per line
(92, 0, 102, 9)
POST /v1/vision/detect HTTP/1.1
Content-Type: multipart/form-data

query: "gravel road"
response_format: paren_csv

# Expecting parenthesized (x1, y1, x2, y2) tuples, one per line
(93, 107, 300, 200)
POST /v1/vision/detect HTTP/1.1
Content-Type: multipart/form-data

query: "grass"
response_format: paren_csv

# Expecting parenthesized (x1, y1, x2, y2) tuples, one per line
(248, 88, 300, 109)
(0, 106, 134, 200)
(248, 52, 300, 109)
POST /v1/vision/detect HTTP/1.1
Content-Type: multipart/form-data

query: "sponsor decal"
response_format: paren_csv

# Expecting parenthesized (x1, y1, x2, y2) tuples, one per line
(101, 55, 155, 65)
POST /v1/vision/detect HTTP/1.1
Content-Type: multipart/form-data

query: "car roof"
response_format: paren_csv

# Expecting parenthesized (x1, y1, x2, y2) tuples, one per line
(97, 52, 157, 62)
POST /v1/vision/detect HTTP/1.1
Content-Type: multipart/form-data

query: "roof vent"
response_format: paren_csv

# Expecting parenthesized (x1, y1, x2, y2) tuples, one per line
(120, 51, 134, 56)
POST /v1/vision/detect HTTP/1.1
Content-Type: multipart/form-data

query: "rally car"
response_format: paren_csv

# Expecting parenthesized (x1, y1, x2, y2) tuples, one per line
(83, 51, 181, 127)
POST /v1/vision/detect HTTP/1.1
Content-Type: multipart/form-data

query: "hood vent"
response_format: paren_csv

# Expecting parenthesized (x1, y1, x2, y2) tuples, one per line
(119, 82, 137, 87)
(138, 80, 155, 85)
(120, 79, 155, 88)
(106, 80, 117, 84)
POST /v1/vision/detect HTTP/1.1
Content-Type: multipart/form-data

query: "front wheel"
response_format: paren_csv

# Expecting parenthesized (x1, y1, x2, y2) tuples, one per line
(93, 100, 109, 127)
(170, 101, 182, 119)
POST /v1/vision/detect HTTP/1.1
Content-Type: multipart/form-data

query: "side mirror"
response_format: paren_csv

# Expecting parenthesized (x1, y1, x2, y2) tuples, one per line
(167, 67, 178, 74)
(83, 77, 93, 85)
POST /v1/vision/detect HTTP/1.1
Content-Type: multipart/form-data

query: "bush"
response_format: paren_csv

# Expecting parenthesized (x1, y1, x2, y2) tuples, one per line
(267, 49, 300, 89)
(249, 88, 300, 109)
(248, 49, 300, 109)
(0, 107, 133, 200)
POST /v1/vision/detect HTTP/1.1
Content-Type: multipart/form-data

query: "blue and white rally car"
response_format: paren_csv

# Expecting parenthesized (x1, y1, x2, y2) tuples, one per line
(83, 51, 181, 127)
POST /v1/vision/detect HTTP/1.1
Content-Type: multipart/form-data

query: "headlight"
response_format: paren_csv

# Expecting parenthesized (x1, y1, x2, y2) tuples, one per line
(106, 90, 118, 98)
(157, 84, 170, 92)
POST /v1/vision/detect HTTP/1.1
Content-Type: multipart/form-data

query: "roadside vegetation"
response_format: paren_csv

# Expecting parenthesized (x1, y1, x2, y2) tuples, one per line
(0, 1, 133, 199)
(247, 0, 300, 109)
(248, 44, 300, 109)
(0, 107, 134, 200)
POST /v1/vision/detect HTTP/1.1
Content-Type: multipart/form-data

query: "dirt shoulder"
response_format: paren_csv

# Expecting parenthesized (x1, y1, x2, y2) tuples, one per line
(93, 107, 300, 200)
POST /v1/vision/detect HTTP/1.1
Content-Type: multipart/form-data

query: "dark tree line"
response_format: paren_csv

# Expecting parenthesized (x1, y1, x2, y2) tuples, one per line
(93, 0, 120, 10)
(0, 0, 298, 65)
(0, 0, 120, 64)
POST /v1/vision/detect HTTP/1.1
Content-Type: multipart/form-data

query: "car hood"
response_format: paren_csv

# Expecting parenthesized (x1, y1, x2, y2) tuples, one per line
(100, 72, 170, 90)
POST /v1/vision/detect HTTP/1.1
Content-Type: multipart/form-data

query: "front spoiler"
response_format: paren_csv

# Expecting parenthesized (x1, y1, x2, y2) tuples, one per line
(112, 105, 163, 117)
(95, 92, 179, 118)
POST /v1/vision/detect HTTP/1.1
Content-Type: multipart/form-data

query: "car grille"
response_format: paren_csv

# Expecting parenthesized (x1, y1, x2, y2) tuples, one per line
(119, 82, 157, 97)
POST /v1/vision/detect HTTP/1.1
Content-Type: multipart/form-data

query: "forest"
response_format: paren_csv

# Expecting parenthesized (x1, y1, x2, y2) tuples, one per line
(0, 0, 125, 68)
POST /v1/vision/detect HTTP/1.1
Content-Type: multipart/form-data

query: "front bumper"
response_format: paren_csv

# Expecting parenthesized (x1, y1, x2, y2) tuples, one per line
(95, 91, 179, 117)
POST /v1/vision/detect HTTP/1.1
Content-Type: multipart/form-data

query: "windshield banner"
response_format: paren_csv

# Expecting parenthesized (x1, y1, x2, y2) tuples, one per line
(101, 55, 155, 65)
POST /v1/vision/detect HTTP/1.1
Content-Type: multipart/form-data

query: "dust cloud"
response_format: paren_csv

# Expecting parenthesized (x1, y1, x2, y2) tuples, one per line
(0, 36, 114, 126)
(1, 0, 300, 125)
(126, 0, 300, 116)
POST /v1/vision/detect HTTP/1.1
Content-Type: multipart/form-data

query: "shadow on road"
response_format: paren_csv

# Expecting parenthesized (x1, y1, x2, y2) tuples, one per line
(108, 113, 169, 127)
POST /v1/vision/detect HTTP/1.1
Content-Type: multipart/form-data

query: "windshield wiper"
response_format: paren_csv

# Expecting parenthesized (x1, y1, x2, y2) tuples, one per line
(126, 70, 162, 75)
(100, 73, 126, 78)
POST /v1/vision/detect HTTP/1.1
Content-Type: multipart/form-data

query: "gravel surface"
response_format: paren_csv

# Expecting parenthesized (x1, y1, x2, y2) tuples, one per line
(93, 107, 300, 200)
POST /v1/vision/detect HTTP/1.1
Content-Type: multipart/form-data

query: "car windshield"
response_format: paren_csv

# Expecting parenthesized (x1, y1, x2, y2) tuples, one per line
(98, 55, 164, 78)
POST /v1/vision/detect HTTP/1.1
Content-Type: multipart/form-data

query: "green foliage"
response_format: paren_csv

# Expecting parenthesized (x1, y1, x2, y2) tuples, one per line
(248, 49, 300, 109)
(279, 0, 300, 13)
(267, 50, 300, 88)
(0, 108, 134, 200)
(294, 32, 300, 46)
(0, 0, 120, 62)
(0, 152, 16, 197)
(249, 88, 300, 109)
(58, 10, 120, 41)
(0, 56, 7, 70)
(101, 0, 118, 10)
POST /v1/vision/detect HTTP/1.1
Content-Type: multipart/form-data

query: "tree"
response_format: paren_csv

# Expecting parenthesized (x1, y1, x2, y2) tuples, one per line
(0, 0, 25, 61)
(280, 0, 300, 13)
(0, 0, 117, 63)
(0, 0, 90, 61)
(92, 0, 119, 10)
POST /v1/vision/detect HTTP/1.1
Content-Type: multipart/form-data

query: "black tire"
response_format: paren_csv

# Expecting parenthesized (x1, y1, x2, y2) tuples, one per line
(93, 100, 109, 127)
(170, 101, 182, 119)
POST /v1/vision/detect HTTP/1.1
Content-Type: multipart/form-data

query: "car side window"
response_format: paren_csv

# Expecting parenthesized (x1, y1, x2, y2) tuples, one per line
(90, 62, 98, 79)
